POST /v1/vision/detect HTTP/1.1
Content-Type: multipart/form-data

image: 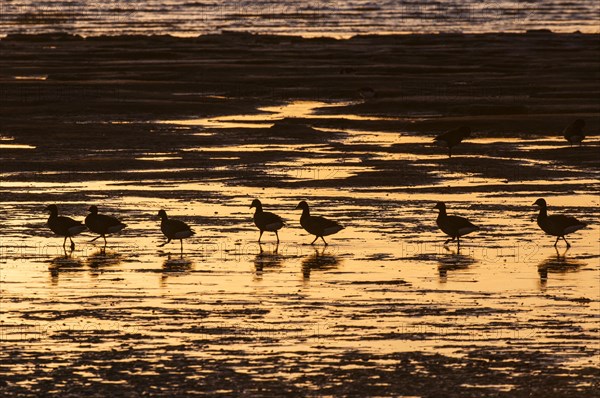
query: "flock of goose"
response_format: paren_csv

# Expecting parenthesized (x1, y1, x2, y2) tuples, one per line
(44, 198, 587, 252)
(433, 119, 587, 157)
(43, 118, 590, 253)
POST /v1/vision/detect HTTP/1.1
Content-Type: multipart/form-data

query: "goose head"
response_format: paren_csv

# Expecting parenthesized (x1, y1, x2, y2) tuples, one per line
(157, 209, 168, 219)
(88, 205, 99, 214)
(433, 202, 447, 212)
(457, 126, 471, 138)
(572, 119, 585, 130)
(250, 199, 262, 209)
(533, 198, 547, 208)
(44, 204, 58, 215)
(295, 200, 309, 211)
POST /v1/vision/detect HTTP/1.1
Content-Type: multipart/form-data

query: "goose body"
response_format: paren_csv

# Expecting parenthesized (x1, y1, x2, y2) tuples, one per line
(563, 119, 585, 146)
(295, 201, 344, 245)
(434, 202, 479, 246)
(250, 199, 285, 243)
(533, 198, 586, 247)
(158, 210, 194, 251)
(85, 205, 126, 245)
(45, 204, 87, 251)
(433, 126, 471, 158)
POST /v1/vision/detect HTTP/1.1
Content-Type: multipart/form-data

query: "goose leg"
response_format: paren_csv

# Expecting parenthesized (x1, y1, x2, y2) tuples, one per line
(275, 230, 279, 243)
(310, 236, 318, 245)
(180, 239, 183, 252)
(457, 236, 461, 248)
(102, 235, 107, 246)
(258, 230, 264, 243)
(90, 236, 101, 242)
(69, 237, 75, 251)
(563, 236, 571, 248)
(63, 236, 68, 249)
(158, 239, 171, 247)
(448, 147, 452, 158)
(321, 236, 328, 246)
(553, 237, 560, 247)
(443, 238, 452, 245)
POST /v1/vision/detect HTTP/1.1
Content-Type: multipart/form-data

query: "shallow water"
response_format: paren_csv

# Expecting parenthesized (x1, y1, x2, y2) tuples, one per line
(1, 0, 599, 37)
(1, 99, 599, 395)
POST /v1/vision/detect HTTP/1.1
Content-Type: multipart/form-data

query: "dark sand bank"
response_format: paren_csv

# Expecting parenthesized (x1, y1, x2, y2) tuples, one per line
(1, 32, 599, 189)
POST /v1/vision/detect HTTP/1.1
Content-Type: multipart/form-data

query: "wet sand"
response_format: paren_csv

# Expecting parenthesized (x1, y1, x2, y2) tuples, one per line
(1, 32, 599, 397)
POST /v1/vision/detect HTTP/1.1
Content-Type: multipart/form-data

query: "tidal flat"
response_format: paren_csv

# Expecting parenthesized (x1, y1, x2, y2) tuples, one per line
(0, 32, 599, 397)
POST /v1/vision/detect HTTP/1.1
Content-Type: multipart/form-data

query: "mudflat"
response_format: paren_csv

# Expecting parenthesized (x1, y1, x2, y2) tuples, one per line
(0, 32, 599, 397)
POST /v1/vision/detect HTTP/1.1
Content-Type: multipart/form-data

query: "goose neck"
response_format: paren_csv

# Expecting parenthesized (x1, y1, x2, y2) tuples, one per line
(301, 207, 310, 217)
(537, 206, 547, 219)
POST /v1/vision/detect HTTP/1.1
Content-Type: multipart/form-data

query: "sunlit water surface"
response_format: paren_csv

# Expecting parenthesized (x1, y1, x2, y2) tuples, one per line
(1, 0, 599, 37)
(1, 100, 599, 393)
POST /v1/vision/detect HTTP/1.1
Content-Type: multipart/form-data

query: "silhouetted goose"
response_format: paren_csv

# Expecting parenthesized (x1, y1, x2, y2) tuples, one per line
(157, 210, 194, 251)
(250, 199, 285, 243)
(359, 87, 376, 100)
(533, 198, 586, 247)
(434, 202, 479, 247)
(563, 119, 585, 146)
(434, 126, 471, 158)
(44, 204, 87, 251)
(295, 201, 344, 245)
(85, 205, 127, 246)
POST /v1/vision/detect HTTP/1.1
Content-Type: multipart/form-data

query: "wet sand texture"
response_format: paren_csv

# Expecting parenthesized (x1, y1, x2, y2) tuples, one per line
(0, 33, 599, 397)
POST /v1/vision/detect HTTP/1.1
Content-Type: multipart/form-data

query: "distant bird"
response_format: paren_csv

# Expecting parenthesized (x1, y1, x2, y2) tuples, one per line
(250, 199, 285, 243)
(157, 210, 194, 251)
(358, 87, 376, 100)
(533, 198, 586, 247)
(434, 126, 471, 157)
(434, 202, 479, 247)
(295, 201, 344, 245)
(44, 204, 87, 251)
(562, 119, 585, 146)
(85, 205, 126, 246)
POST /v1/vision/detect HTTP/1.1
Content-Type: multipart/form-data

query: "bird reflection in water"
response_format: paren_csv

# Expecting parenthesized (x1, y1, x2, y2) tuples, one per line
(48, 252, 84, 285)
(537, 248, 584, 289)
(301, 248, 340, 281)
(437, 246, 477, 282)
(161, 254, 193, 285)
(254, 243, 283, 280)
(86, 249, 122, 277)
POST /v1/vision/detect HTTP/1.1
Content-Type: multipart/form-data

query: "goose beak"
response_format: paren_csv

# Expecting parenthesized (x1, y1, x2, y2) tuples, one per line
(294, 204, 300, 210)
